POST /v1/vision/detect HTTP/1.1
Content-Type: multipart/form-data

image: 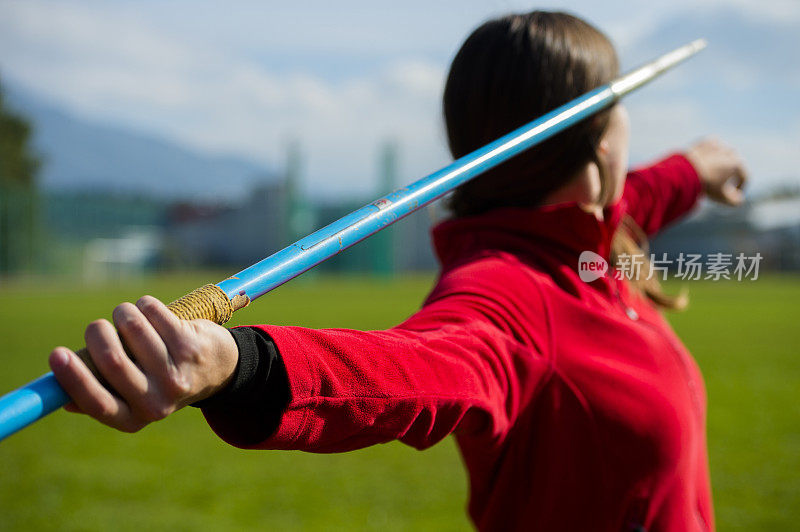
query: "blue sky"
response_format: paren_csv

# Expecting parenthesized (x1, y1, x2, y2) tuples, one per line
(1, 0, 798, 199)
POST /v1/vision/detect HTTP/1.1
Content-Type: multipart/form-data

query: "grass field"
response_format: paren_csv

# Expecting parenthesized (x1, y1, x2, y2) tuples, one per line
(0, 273, 798, 530)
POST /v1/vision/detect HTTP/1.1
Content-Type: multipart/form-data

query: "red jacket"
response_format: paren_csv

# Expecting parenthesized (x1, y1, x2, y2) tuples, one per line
(207, 154, 711, 531)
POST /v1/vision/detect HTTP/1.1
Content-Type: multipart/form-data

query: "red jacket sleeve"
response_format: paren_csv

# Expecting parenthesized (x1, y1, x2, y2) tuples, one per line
(622, 153, 703, 235)
(204, 271, 552, 453)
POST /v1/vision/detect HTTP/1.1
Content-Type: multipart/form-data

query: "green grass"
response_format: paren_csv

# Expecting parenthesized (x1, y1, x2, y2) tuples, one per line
(665, 276, 800, 529)
(0, 273, 798, 530)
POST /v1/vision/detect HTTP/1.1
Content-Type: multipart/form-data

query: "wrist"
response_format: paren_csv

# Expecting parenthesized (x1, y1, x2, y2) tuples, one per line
(214, 328, 241, 396)
(191, 327, 256, 408)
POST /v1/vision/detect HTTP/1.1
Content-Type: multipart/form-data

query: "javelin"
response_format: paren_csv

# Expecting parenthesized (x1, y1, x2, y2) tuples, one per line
(0, 39, 706, 441)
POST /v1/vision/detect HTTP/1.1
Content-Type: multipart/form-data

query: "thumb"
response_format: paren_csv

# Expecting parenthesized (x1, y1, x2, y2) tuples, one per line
(719, 174, 746, 206)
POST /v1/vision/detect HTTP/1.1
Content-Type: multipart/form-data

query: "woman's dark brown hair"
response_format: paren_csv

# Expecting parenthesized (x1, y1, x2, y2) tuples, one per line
(444, 11, 686, 309)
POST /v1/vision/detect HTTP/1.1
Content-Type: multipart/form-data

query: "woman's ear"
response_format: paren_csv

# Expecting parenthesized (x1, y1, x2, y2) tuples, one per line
(597, 138, 610, 157)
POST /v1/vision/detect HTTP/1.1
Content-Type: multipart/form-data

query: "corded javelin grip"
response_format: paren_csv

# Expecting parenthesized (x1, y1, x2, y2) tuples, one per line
(0, 39, 706, 441)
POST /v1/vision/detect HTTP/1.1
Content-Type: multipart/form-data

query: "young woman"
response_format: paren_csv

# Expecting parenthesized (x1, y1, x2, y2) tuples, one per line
(49, 11, 747, 531)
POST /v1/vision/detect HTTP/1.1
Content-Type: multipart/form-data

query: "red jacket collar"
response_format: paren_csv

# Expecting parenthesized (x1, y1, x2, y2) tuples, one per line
(432, 200, 626, 269)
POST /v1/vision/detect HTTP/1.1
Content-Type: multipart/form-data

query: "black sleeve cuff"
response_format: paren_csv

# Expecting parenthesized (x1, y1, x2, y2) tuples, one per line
(191, 327, 290, 445)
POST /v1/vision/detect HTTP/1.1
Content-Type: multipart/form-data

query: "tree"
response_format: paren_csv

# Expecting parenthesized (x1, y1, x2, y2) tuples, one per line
(0, 78, 41, 274)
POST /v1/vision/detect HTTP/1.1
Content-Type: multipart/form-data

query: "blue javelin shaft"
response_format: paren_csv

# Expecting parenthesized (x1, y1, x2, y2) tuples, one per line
(217, 83, 614, 300)
(0, 40, 706, 442)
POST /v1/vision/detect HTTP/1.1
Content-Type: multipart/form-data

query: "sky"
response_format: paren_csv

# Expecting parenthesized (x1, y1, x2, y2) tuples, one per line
(0, 0, 798, 199)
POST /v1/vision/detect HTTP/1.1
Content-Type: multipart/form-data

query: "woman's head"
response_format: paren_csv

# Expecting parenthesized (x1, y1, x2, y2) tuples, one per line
(444, 11, 622, 216)
(445, 12, 685, 309)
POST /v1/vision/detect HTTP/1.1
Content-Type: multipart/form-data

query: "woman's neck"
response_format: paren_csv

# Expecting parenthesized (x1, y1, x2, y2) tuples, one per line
(540, 161, 605, 220)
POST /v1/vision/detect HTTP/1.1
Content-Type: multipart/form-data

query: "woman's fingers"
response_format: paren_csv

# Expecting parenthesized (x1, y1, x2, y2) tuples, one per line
(51, 295, 238, 431)
(49, 347, 142, 432)
(113, 302, 171, 381)
(135, 295, 239, 404)
(63, 401, 84, 414)
(720, 182, 744, 206)
(688, 137, 750, 207)
(136, 296, 185, 356)
(83, 305, 181, 426)
(723, 165, 748, 205)
(714, 156, 748, 206)
(84, 318, 150, 407)
(136, 295, 195, 400)
(733, 160, 749, 189)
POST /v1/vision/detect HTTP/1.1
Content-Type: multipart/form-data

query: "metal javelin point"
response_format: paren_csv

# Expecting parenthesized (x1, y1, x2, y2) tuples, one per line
(0, 39, 706, 442)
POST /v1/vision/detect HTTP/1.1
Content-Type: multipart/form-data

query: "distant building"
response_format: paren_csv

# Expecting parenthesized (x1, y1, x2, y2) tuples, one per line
(392, 203, 442, 272)
(164, 140, 441, 275)
(83, 229, 162, 282)
(43, 191, 168, 240)
(165, 179, 289, 268)
(41, 191, 169, 276)
(164, 181, 442, 274)
(41, 182, 800, 279)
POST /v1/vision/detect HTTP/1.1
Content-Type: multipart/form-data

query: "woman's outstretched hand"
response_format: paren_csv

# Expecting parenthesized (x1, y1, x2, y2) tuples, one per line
(686, 138, 749, 206)
(48, 295, 239, 433)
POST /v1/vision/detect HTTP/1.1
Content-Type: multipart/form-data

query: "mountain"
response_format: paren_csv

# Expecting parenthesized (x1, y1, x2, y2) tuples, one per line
(4, 82, 277, 202)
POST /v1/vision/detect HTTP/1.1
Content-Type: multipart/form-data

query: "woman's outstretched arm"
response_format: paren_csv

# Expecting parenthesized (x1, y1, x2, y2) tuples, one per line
(623, 138, 747, 235)
(49, 268, 552, 451)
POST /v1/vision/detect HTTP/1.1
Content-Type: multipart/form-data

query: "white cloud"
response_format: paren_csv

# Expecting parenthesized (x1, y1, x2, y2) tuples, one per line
(0, 0, 797, 200)
(0, 0, 452, 198)
(718, 0, 800, 23)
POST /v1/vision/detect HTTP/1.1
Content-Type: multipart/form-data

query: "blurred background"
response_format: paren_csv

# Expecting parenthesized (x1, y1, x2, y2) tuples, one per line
(0, 0, 798, 530)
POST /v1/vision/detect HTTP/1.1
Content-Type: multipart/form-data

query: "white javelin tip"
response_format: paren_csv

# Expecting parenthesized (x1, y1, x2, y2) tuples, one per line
(610, 38, 708, 97)
(690, 38, 708, 52)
